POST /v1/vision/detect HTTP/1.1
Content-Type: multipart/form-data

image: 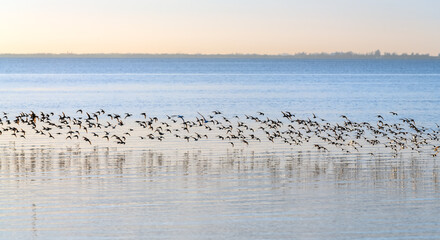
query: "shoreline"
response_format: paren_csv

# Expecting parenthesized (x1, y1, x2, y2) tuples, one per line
(0, 53, 439, 59)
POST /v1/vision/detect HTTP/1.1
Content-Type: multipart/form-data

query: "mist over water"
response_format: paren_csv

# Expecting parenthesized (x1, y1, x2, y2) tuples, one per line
(1, 58, 440, 239)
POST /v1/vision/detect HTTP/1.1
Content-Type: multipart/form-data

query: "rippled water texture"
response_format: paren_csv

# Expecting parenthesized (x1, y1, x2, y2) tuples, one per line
(1, 58, 440, 239)
(1, 144, 440, 239)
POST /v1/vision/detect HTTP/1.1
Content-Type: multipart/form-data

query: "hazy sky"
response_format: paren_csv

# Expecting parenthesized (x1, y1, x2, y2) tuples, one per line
(1, 0, 439, 54)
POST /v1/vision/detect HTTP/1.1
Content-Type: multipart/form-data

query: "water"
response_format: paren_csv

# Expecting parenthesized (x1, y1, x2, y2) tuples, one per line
(1, 58, 440, 239)
(1, 58, 440, 122)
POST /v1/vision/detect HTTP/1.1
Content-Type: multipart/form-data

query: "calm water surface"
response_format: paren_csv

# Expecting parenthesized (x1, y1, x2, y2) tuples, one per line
(1, 58, 440, 239)
(0, 58, 439, 122)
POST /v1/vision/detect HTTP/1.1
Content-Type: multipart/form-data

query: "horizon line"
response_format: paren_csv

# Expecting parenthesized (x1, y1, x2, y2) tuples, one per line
(0, 51, 439, 59)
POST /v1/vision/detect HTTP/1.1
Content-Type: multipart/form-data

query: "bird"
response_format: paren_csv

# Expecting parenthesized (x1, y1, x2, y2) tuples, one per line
(83, 137, 92, 144)
(0, 109, 438, 159)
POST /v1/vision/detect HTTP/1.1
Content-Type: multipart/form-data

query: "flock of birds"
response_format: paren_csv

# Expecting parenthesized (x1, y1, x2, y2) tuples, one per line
(0, 109, 439, 157)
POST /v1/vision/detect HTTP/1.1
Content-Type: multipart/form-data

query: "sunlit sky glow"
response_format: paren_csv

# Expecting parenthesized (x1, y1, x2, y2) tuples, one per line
(1, 0, 439, 55)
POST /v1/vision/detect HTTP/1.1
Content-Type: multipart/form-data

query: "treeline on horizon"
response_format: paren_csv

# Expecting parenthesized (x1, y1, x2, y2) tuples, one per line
(0, 50, 438, 59)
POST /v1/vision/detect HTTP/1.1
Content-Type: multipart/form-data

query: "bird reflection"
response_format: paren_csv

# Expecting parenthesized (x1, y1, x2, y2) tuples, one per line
(0, 144, 438, 191)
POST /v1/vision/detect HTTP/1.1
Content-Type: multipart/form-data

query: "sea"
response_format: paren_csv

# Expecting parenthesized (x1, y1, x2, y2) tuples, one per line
(0, 57, 440, 239)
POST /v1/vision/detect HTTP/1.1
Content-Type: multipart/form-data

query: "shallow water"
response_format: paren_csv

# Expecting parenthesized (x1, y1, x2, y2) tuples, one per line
(1, 58, 440, 239)
(1, 144, 440, 239)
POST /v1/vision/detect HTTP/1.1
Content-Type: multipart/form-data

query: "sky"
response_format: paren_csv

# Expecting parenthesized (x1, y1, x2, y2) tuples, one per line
(1, 0, 439, 55)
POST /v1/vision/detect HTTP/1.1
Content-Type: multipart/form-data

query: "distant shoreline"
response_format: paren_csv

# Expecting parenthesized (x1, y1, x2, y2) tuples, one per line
(0, 52, 439, 59)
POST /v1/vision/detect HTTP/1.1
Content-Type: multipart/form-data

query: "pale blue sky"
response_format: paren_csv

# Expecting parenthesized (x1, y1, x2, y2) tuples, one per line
(1, 0, 439, 54)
